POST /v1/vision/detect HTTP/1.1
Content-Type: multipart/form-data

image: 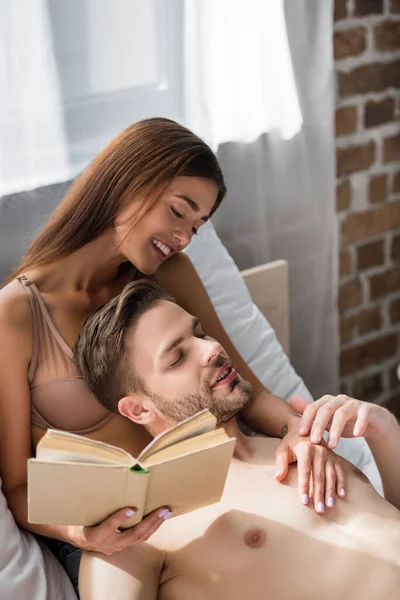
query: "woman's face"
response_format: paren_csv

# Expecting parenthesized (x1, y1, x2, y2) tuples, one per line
(115, 176, 219, 274)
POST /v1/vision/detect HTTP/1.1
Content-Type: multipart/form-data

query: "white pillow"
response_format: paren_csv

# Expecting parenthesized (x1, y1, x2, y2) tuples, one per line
(0, 477, 76, 600)
(185, 221, 383, 494)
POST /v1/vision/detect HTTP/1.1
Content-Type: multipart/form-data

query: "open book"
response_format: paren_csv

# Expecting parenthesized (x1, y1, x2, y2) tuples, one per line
(28, 409, 235, 527)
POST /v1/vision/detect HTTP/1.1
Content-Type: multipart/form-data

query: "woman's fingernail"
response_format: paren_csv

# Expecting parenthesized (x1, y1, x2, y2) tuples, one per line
(317, 502, 325, 513)
(340, 488, 346, 497)
(159, 509, 172, 520)
(299, 427, 307, 435)
(327, 497, 335, 508)
(125, 509, 136, 517)
(275, 470, 281, 479)
(311, 435, 320, 444)
(302, 494, 309, 505)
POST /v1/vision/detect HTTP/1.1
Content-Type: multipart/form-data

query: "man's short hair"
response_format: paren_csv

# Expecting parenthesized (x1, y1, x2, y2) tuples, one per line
(74, 280, 173, 412)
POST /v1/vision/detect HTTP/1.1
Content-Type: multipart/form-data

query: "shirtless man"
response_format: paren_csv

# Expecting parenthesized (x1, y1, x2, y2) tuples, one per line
(74, 280, 400, 600)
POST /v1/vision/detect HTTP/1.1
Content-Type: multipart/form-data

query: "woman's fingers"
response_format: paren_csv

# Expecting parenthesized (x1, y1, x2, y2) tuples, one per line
(335, 461, 346, 498)
(328, 402, 358, 449)
(117, 508, 171, 549)
(295, 445, 312, 507)
(312, 446, 326, 514)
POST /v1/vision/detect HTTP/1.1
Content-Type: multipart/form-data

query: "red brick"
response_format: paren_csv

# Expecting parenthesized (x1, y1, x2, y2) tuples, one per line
(370, 266, 400, 299)
(340, 334, 398, 375)
(353, 373, 383, 401)
(383, 134, 400, 163)
(374, 21, 400, 52)
(338, 61, 400, 98)
(340, 316, 356, 344)
(342, 202, 400, 244)
(336, 180, 351, 211)
(392, 234, 400, 262)
(354, 0, 383, 15)
(336, 141, 375, 177)
(369, 173, 388, 203)
(394, 171, 400, 193)
(334, 0, 348, 20)
(340, 249, 352, 277)
(357, 239, 385, 270)
(335, 106, 358, 136)
(358, 307, 382, 334)
(339, 280, 362, 313)
(334, 28, 367, 60)
(391, 0, 400, 13)
(365, 97, 395, 128)
(390, 297, 400, 322)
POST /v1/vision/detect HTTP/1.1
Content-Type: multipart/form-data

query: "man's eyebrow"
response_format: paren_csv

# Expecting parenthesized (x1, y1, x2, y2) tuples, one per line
(159, 317, 201, 359)
(174, 194, 209, 223)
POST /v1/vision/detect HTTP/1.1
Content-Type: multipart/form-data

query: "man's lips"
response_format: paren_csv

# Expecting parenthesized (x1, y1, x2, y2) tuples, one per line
(211, 364, 238, 388)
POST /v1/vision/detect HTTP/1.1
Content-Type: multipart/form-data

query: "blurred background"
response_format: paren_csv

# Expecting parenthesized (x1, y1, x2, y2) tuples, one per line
(1, 0, 399, 410)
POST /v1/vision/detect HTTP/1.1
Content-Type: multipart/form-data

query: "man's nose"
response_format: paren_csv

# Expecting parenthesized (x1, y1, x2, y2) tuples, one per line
(200, 339, 222, 366)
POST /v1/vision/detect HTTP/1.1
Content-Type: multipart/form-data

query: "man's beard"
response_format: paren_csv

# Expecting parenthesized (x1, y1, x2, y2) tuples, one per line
(144, 355, 252, 427)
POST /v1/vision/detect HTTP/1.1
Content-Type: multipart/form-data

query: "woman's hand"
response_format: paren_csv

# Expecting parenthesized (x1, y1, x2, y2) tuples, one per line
(291, 394, 395, 449)
(275, 422, 346, 514)
(77, 506, 171, 555)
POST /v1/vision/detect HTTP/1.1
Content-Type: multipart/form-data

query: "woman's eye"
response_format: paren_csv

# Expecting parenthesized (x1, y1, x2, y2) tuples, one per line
(170, 206, 183, 219)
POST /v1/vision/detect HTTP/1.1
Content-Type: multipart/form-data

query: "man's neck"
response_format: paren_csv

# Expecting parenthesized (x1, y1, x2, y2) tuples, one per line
(223, 418, 254, 462)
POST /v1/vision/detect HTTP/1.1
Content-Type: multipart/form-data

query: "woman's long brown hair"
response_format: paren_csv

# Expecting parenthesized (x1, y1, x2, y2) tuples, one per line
(7, 118, 226, 283)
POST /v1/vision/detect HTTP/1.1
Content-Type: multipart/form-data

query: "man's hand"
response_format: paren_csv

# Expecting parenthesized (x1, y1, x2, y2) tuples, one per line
(275, 425, 346, 514)
(291, 394, 395, 449)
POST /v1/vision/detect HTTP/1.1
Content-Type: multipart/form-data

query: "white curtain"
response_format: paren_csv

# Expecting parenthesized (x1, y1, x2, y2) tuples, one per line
(0, 0, 68, 197)
(184, 0, 337, 398)
(183, 0, 303, 148)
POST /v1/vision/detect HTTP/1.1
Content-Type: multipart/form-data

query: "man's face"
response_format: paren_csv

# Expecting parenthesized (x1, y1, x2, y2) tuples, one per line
(126, 300, 252, 426)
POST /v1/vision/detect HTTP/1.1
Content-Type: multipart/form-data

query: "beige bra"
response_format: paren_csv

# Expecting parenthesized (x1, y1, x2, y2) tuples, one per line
(18, 275, 113, 433)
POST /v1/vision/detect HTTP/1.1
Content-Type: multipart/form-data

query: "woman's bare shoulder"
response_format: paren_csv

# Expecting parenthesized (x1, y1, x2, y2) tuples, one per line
(0, 279, 32, 332)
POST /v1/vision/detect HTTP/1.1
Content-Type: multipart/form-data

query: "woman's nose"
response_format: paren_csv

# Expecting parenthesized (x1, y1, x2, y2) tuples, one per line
(173, 227, 192, 250)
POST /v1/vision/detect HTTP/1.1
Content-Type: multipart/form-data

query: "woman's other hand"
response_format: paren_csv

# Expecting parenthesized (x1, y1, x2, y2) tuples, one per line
(291, 394, 395, 449)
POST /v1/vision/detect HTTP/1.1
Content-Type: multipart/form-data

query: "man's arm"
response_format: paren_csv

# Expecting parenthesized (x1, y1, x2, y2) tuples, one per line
(79, 543, 162, 600)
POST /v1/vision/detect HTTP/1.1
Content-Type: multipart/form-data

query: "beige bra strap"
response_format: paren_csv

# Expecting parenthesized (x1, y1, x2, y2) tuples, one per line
(17, 275, 40, 382)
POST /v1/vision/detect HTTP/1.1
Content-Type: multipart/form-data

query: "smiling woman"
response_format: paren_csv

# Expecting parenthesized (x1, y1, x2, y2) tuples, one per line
(0, 117, 228, 597)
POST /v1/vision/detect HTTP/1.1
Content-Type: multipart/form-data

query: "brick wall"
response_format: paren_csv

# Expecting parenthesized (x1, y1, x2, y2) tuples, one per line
(335, 0, 400, 415)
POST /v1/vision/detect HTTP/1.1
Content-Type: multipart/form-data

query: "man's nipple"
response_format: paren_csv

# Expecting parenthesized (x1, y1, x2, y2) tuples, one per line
(244, 527, 267, 549)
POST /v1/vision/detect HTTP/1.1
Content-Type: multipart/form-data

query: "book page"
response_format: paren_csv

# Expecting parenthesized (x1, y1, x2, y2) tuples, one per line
(141, 428, 232, 468)
(36, 430, 135, 466)
(137, 409, 217, 463)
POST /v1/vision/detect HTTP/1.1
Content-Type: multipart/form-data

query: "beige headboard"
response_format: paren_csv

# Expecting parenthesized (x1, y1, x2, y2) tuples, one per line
(240, 260, 290, 357)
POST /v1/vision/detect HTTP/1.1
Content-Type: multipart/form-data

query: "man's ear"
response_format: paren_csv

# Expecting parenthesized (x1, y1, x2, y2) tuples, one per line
(118, 395, 156, 425)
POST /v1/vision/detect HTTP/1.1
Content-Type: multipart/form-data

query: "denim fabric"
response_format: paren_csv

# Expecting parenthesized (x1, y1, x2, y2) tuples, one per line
(40, 536, 82, 598)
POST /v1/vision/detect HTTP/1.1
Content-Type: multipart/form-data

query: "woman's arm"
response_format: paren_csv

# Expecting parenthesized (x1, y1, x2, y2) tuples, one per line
(155, 254, 347, 512)
(0, 283, 166, 552)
